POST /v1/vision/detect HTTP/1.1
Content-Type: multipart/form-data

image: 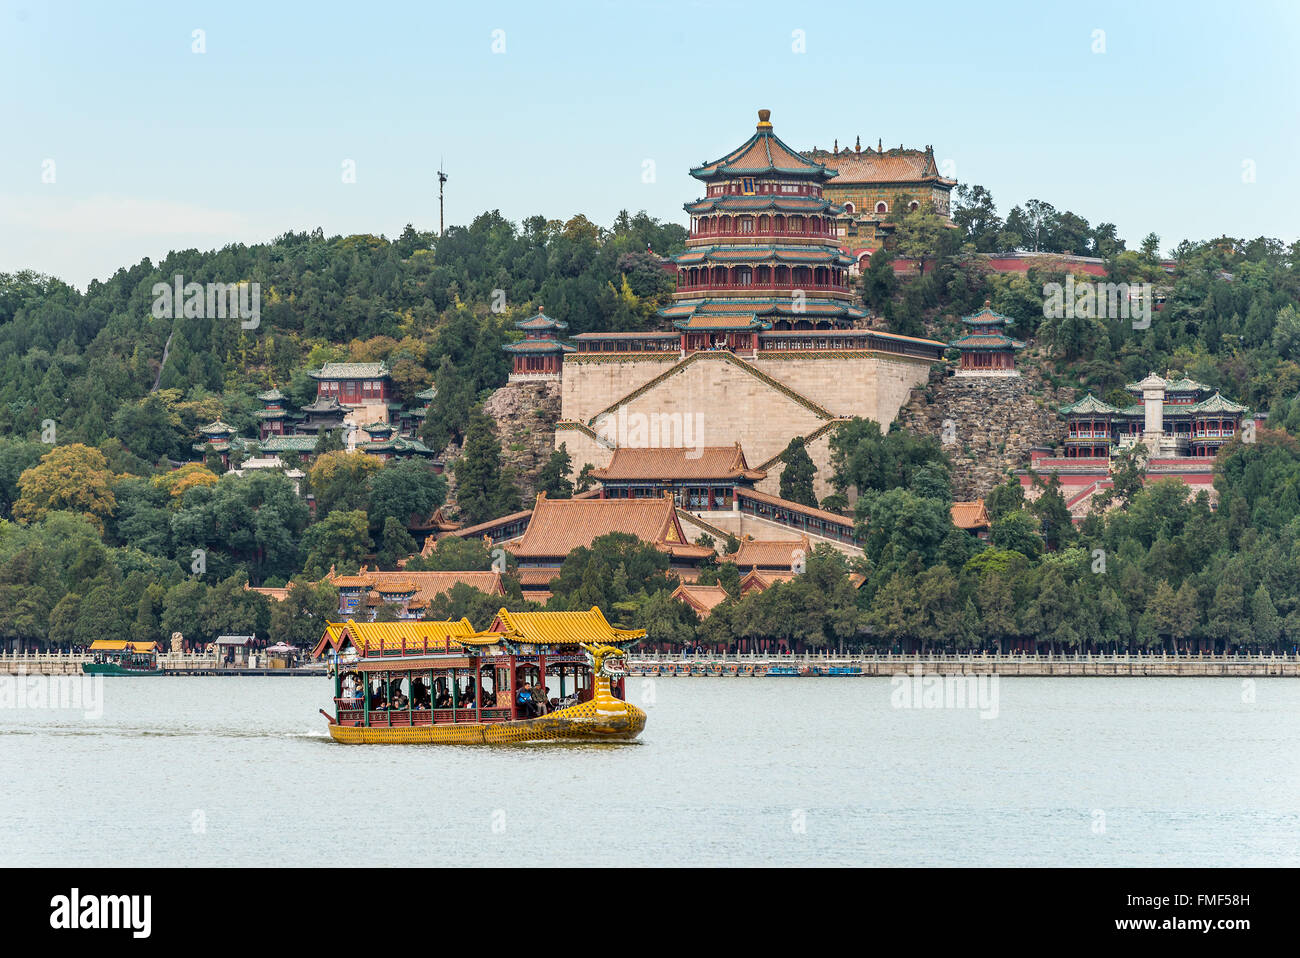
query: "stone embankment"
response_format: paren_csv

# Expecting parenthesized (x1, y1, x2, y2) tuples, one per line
(895, 353, 1074, 500)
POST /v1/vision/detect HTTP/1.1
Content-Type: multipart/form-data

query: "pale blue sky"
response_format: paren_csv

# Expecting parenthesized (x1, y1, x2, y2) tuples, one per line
(2, 0, 1297, 288)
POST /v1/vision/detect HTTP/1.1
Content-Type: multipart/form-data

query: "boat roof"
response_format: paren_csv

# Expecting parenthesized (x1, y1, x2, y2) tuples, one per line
(89, 640, 157, 653)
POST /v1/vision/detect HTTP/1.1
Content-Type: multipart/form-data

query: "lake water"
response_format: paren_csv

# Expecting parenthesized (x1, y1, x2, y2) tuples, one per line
(3, 675, 1298, 867)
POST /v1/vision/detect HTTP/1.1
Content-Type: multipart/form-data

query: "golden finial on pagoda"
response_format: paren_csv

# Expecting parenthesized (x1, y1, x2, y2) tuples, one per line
(757, 109, 772, 130)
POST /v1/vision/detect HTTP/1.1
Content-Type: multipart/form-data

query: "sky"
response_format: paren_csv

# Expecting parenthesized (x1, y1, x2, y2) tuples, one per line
(2, 0, 1298, 289)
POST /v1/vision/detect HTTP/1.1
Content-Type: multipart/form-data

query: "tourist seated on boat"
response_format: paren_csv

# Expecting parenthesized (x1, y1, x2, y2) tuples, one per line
(516, 685, 534, 716)
(390, 685, 409, 710)
(433, 681, 451, 708)
(371, 681, 387, 709)
(461, 680, 475, 707)
(412, 678, 431, 709)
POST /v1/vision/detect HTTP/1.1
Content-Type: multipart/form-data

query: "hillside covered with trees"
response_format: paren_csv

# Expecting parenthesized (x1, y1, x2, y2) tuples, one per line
(2, 189, 1300, 653)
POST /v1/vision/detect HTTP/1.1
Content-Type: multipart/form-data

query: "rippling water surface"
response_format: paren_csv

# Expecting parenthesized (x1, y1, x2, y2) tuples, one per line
(3, 676, 1298, 866)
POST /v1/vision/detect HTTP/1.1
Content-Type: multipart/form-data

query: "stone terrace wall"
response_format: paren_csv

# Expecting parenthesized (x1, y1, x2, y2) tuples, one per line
(895, 357, 1074, 500)
(481, 379, 561, 501)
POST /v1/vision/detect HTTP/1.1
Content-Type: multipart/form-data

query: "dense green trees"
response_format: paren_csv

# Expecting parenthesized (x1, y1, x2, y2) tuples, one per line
(777, 437, 817, 507)
(453, 409, 522, 525)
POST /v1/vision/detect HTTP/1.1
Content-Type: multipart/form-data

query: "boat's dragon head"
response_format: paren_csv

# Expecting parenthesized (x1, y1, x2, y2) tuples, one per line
(580, 642, 629, 680)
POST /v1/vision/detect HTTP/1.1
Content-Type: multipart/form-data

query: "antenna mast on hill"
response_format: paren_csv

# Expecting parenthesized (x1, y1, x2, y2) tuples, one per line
(437, 160, 448, 237)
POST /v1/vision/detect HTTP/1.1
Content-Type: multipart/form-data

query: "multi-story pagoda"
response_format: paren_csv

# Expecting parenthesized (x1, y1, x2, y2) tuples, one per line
(193, 419, 240, 466)
(949, 302, 1024, 376)
(403, 385, 437, 435)
(255, 388, 295, 440)
(664, 109, 863, 354)
(503, 309, 574, 381)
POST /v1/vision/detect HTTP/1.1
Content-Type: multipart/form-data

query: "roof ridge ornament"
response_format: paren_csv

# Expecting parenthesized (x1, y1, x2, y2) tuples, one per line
(757, 108, 772, 130)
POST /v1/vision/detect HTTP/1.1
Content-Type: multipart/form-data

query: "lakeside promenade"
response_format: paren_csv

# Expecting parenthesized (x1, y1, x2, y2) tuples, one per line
(0, 652, 324, 676)
(625, 650, 1300, 678)
(3, 649, 1298, 677)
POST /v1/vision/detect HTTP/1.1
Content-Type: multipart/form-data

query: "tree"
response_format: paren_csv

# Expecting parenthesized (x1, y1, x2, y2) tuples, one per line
(366, 458, 447, 538)
(453, 408, 522, 525)
(1250, 585, 1282, 648)
(985, 479, 1025, 521)
(952, 184, 1002, 252)
(160, 579, 210, 649)
(13, 444, 117, 533)
(377, 515, 417, 569)
(308, 451, 381, 518)
(990, 509, 1042, 559)
(778, 437, 817, 507)
(269, 578, 340, 651)
(301, 509, 372, 578)
(407, 535, 497, 572)
(155, 462, 220, 500)
(536, 444, 574, 499)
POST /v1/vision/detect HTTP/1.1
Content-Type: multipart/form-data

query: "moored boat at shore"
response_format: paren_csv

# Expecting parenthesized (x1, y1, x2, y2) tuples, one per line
(82, 640, 164, 676)
(317, 608, 647, 744)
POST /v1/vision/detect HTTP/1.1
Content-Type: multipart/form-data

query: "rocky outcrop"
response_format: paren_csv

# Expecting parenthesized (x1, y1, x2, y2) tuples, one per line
(895, 352, 1075, 500)
(481, 379, 561, 500)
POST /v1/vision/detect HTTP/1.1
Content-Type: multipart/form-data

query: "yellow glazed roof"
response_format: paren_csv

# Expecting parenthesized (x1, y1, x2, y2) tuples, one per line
(89, 640, 157, 652)
(488, 606, 646, 647)
(316, 618, 499, 657)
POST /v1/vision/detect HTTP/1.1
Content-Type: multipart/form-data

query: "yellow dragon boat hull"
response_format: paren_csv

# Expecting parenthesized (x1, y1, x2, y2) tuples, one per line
(325, 698, 646, 745)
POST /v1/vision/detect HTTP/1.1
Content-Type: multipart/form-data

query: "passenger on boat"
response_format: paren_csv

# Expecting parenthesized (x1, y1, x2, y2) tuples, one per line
(412, 678, 431, 709)
(390, 685, 409, 710)
(461, 679, 476, 707)
(433, 681, 451, 709)
(371, 681, 387, 710)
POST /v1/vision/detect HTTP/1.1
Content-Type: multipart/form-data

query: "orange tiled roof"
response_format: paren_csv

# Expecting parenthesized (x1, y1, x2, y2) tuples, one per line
(508, 494, 693, 559)
(738, 488, 854, 527)
(806, 146, 950, 185)
(325, 568, 505, 603)
(739, 569, 799, 594)
(244, 584, 290, 602)
(731, 535, 811, 570)
(671, 583, 731, 616)
(950, 500, 991, 530)
(592, 444, 765, 483)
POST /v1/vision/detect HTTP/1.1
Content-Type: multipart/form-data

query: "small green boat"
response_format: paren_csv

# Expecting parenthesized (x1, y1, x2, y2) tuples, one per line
(82, 640, 165, 676)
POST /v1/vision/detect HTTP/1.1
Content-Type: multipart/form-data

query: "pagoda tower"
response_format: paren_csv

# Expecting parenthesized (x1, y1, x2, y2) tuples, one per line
(949, 302, 1024, 376)
(662, 109, 864, 355)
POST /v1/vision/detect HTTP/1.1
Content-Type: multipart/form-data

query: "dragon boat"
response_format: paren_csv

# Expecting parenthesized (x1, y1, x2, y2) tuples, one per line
(316, 607, 647, 745)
